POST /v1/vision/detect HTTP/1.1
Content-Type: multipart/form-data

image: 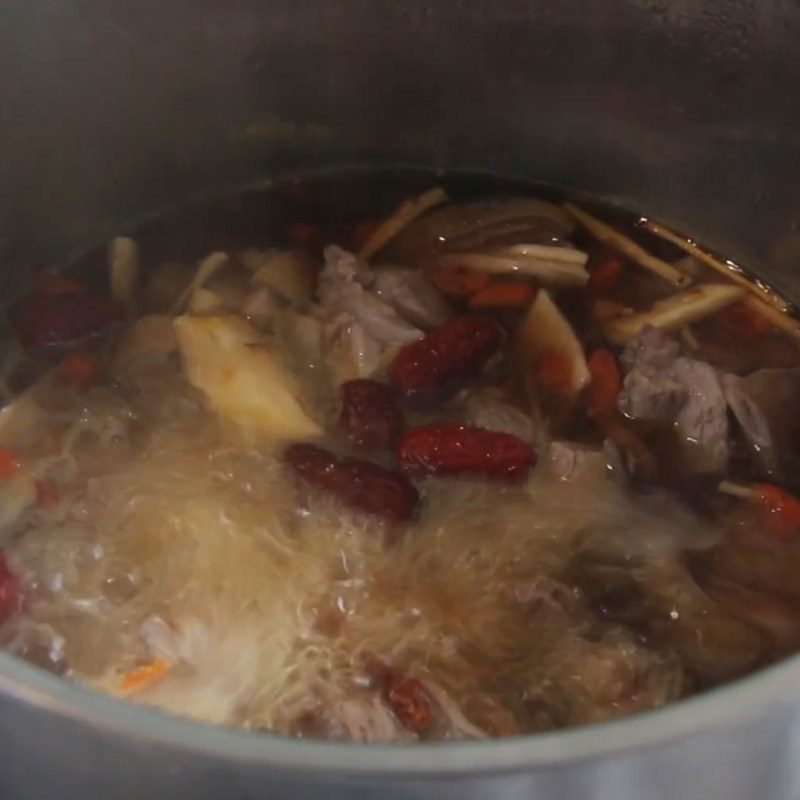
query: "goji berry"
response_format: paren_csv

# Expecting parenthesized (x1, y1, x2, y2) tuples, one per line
(430, 266, 490, 299)
(35, 481, 60, 509)
(33, 273, 87, 297)
(397, 424, 536, 479)
(534, 349, 573, 396)
(586, 348, 623, 421)
(0, 552, 20, 624)
(0, 448, 19, 481)
(60, 353, 104, 391)
(340, 379, 405, 450)
(587, 254, 624, 295)
(716, 301, 773, 340)
(750, 484, 800, 540)
(288, 222, 319, 244)
(285, 444, 419, 521)
(468, 281, 535, 310)
(389, 316, 503, 398)
(386, 677, 432, 732)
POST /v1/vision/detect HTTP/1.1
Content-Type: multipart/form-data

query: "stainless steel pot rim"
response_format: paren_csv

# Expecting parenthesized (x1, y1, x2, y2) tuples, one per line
(0, 648, 795, 776)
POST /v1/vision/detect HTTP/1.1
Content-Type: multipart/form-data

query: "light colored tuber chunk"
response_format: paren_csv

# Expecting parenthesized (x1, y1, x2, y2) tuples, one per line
(188, 287, 225, 315)
(277, 309, 323, 368)
(240, 249, 314, 306)
(0, 391, 49, 450)
(516, 290, 591, 396)
(173, 315, 321, 442)
(0, 474, 36, 540)
(145, 262, 193, 312)
(603, 283, 744, 344)
(110, 315, 178, 385)
(172, 252, 229, 314)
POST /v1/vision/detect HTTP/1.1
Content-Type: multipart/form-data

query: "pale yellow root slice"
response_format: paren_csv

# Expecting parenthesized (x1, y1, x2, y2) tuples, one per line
(564, 203, 690, 287)
(429, 251, 589, 288)
(110, 314, 178, 384)
(239, 249, 314, 306)
(718, 480, 757, 500)
(108, 237, 139, 318)
(516, 289, 591, 396)
(642, 218, 786, 309)
(358, 187, 448, 260)
(501, 243, 589, 265)
(172, 252, 229, 314)
(603, 283, 744, 344)
(174, 314, 322, 442)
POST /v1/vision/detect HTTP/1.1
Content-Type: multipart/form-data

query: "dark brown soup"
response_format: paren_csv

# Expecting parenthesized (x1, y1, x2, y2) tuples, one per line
(1, 170, 799, 741)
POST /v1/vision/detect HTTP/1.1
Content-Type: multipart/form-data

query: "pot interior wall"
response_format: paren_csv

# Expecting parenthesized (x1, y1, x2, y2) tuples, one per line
(2, 0, 800, 302)
(2, 4, 800, 799)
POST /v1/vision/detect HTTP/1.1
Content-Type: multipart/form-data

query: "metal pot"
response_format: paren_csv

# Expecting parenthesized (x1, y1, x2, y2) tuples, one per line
(1, 1, 800, 798)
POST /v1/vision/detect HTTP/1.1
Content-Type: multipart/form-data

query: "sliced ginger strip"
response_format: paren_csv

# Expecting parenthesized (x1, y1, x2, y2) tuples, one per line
(564, 203, 689, 287)
(642, 219, 783, 306)
(358, 187, 448, 260)
(643, 219, 800, 339)
(603, 283, 744, 344)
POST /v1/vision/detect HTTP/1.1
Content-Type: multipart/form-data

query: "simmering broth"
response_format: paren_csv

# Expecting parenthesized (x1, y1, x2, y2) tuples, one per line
(1, 171, 799, 741)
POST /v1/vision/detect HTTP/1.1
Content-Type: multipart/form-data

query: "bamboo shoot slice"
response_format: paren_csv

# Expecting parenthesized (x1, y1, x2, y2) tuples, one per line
(516, 290, 590, 396)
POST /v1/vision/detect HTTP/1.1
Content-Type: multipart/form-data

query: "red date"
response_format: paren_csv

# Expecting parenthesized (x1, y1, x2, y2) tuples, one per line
(389, 316, 503, 398)
(397, 424, 536, 479)
(285, 444, 419, 522)
(0, 552, 20, 624)
(340, 379, 405, 450)
(11, 291, 124, 356)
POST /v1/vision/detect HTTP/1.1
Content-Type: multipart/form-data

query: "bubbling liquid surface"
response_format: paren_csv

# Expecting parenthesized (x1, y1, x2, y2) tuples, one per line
(1, 170, 800, 742)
